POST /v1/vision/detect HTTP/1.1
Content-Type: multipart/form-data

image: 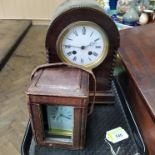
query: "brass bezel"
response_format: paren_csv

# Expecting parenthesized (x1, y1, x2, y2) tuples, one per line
(56, 21, 109, 69)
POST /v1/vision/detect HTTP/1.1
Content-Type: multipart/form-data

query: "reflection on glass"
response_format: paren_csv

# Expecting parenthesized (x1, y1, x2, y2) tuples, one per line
(42, 105, 74, 143)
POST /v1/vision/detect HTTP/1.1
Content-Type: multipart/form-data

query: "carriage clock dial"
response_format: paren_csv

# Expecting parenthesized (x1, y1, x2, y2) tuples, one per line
(57, 21, 109, 69)
(47, 105, 74, 139)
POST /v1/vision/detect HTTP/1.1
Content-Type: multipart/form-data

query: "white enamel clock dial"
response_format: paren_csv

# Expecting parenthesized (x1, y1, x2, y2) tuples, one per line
(57, 21, 109, 69)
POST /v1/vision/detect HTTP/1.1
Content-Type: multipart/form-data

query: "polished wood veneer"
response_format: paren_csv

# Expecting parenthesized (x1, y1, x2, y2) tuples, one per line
(119, 23, 155, 155)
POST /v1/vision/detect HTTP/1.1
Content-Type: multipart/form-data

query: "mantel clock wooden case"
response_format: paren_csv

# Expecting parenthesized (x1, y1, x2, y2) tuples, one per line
(45, 0, 120, 103)
(27, 65, 89, 150)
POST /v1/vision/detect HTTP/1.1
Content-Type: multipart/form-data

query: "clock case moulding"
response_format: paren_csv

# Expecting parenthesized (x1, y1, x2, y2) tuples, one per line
(45, 0, 120, 104)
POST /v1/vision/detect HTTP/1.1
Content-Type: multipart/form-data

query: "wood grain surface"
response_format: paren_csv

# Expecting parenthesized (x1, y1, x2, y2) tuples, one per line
(119, 23, 155, 119)
(119, 23, 155, 155)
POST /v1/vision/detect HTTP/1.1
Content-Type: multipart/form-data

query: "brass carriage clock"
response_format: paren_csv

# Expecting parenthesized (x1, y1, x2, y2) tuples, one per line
(45, 0, 120, 103)
(27, 64, 89, 150)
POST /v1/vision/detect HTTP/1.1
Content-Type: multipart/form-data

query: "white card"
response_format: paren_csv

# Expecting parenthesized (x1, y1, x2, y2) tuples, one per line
(106, 127, 129, 144)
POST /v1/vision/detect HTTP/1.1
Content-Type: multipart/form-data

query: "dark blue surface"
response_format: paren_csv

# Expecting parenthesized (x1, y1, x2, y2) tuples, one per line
(109, 0, 118, 10)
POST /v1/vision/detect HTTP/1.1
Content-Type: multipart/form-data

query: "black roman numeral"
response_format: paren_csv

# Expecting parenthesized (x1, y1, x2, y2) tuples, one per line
(67, 38, 73, 41)
(67, 52, 72, 56)
(81, 58, 84, 64)
(90, 32, 94, 37)
(82, 27, 86, 35)
(73, 56, 77, 61)
(94, 38, 100, 42)
(88, 57, 92, 61)
(73, 30, 78, 36)
(93, 52, 98, 57)
(96, 46, 101, 49)
(64, 45, 71, 48)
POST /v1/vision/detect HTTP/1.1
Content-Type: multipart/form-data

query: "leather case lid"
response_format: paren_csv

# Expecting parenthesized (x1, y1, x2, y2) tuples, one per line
(27, 66, 89, 98)
(119, 23, 155, 119)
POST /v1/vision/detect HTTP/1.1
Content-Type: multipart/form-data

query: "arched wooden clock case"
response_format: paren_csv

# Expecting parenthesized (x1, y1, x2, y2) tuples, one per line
(45, 0, 120, 103)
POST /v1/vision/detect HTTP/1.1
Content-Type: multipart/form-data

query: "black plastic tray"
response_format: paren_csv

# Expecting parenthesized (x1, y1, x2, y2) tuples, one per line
(21, 79, 147, 155)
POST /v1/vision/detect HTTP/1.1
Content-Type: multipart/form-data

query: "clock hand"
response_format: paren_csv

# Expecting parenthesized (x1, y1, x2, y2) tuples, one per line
(86, 38, 100, 47)
(63, 45, 81, 49)
(85, 41, 96, 48)
(59, 114, 71, 120)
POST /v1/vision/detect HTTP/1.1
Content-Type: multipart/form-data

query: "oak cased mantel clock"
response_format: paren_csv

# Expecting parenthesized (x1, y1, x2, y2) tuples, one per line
(45, 0, 120, 103)
(27, 65, 89, 150)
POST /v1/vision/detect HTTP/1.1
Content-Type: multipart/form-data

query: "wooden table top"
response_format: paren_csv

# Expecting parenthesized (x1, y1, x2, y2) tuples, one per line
(119, 23, 155, 119)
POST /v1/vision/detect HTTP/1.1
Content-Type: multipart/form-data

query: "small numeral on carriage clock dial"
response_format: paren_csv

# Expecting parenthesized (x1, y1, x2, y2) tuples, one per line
(73, 30, 78, 36)
(73, 56, 77, 61)
(82, 27, 86, 35)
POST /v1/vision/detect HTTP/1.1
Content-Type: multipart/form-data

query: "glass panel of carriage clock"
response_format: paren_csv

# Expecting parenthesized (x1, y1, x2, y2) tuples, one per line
(42, 105, 74, 143)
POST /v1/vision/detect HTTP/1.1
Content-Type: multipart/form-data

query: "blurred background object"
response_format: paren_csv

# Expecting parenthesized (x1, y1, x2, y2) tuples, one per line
(0, 0, 154, 26)
(96, 0, 110, 13)
(122, 1, 139, 26)
(116, 0, 133, 14)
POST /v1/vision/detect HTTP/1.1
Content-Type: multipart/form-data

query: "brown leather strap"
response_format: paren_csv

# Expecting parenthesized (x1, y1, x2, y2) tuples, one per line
(31, 62, 96, 115)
